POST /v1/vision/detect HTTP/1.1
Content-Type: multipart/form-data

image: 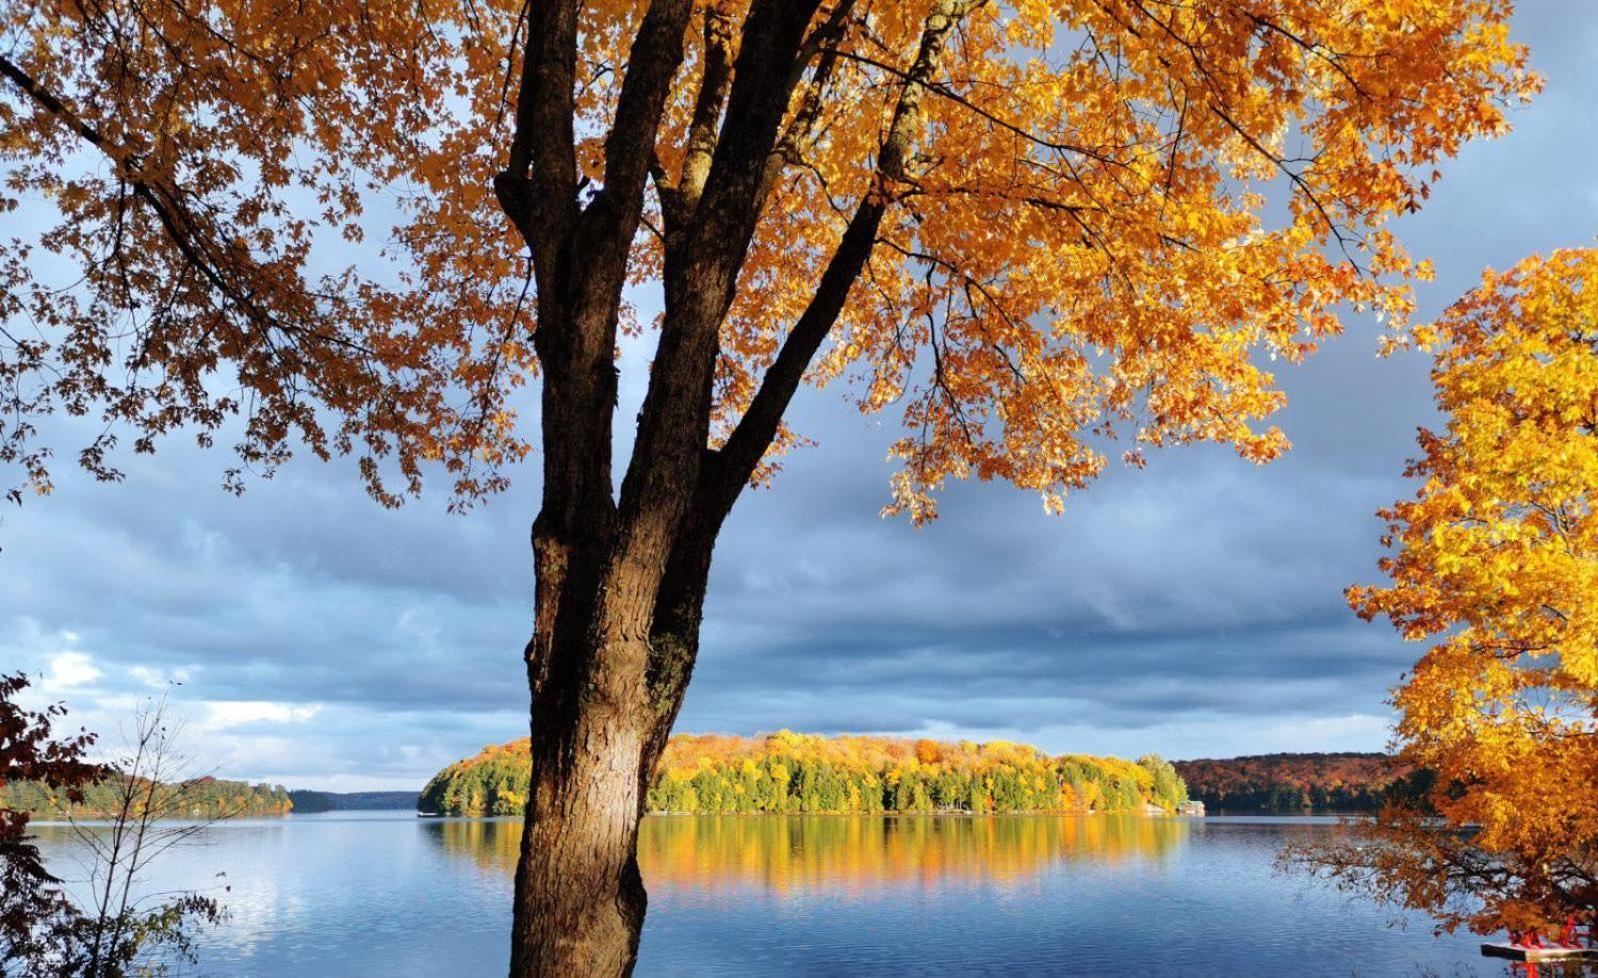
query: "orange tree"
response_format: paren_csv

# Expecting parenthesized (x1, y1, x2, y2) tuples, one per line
(1297, 250, 1598, 938)
(0, 1, 1534, 973)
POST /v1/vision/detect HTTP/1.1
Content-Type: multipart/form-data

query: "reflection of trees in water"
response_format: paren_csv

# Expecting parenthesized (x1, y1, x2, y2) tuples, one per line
(420, 818, 522, 878)
(426, 815, 1189, 892)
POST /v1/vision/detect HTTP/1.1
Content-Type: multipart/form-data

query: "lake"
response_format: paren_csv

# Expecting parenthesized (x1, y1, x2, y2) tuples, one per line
(29, 812, 1554, 976)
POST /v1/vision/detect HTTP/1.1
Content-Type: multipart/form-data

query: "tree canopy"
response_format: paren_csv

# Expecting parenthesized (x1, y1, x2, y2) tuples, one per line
(1303, 250, 1598, 935)
(1, 0, 1536, 515)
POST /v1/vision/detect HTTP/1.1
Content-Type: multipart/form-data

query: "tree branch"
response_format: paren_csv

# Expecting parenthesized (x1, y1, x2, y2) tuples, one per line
(752, 0, 857, 210)
(703, 0, 975, 512)
(615, 0, 828, 535)
(497, 0, 579, 262)
(0, 53, 368, 357)
(583, 0, 696, 251)
(674, 2, 737, 222)
(708, 194, 886, 512)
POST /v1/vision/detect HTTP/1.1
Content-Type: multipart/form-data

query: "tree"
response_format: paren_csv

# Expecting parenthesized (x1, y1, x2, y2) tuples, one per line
(1176, 752, 1403, 812)
(1, 679, 224, 977)
(1, 680, 231, 978)
(1, 1, 1537, 974)
(1136, 754, 1186, 811)
(1, 673, 100, 973)
(1291, 249, 1598, 938)
(66, 694, 229, 978)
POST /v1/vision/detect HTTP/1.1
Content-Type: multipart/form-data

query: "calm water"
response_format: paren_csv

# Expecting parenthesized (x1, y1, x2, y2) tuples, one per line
(29, 812, 1559, 976)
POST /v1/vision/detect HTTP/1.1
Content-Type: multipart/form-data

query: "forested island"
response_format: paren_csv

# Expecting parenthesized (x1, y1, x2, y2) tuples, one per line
(1172, 752, 1407, 812)
(2, 775, 292, 819)
(421, 732, 1188, 817)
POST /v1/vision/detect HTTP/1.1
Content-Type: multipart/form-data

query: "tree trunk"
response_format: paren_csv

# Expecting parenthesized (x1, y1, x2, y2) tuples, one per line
(508, 517, 712, 978)
(508, 667, 651, 977)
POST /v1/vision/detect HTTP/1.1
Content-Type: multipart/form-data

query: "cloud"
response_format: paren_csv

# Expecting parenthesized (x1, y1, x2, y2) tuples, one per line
(41, 651, 103, 691)
(128, 665, 192, 689)
(195, 701, 325, 732)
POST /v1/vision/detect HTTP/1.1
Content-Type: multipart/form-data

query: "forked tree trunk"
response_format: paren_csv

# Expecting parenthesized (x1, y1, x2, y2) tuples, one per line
(496, 3, 965, 973)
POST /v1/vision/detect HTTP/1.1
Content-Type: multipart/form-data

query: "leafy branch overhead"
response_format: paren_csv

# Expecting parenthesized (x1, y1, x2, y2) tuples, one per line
(0, 1, 1535, 518)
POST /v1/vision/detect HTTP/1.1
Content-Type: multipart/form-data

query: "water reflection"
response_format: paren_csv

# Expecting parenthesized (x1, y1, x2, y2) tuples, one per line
(426, 813, 1190, 892)
(28, 813, 1518, 976)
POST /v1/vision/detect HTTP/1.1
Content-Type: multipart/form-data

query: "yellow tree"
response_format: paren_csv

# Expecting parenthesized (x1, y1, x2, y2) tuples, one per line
(1302, 249, 1598, 939)
(0, 1, 1535, 973)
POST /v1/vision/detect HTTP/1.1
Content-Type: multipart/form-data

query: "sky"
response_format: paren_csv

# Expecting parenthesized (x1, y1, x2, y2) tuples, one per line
(4, 4, 1597, 792)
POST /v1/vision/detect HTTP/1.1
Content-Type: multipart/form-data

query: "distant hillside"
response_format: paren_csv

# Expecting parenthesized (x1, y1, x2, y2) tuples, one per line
(1172, 752, 1408, 812)
(3, 776, 292, 819)
(421, 732, 1188, 817)
(288, 790, 419, 812)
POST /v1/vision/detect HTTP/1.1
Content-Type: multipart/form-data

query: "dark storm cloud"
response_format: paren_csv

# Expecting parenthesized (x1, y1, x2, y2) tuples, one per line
(673, 416, 1420, 750)
(3, 3, 1596, 788)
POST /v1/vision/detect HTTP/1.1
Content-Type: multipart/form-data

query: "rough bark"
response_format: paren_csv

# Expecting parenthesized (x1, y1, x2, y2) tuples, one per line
(500, 3, 970, 975)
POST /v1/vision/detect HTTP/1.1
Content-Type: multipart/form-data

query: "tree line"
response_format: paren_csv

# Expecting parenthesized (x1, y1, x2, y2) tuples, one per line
(1172, 753, 1409, 813)
(421, 732, 1187, 818)
(3, 775, 292, 820)
(287, 790, 420, 813)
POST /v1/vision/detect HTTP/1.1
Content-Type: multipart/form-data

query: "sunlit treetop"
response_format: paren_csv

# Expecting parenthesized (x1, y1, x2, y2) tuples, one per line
(0, 0, 1537, 515)
(1348, 248, 1598, 931)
